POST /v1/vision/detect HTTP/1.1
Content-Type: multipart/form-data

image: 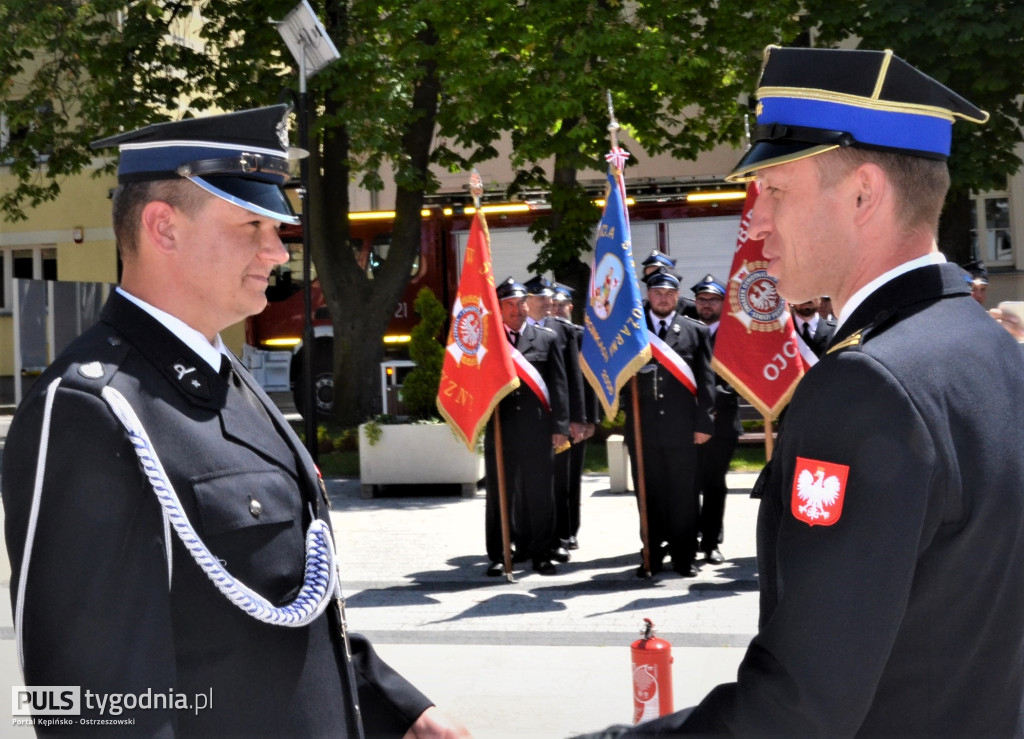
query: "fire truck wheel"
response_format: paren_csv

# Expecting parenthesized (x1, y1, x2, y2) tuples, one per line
(293, 343, 334, 420)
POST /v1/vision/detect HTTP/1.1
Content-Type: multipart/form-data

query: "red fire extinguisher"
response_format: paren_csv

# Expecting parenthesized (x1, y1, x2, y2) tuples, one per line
(631, 618, 673, 724)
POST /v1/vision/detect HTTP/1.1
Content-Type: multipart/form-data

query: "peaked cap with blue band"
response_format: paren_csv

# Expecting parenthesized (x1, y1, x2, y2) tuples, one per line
(727, 46, 989, 182)
(91, 105, 303, 224)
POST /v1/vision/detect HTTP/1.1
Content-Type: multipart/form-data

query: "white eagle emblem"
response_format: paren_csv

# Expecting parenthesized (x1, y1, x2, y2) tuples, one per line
(796, 467, 842, 521)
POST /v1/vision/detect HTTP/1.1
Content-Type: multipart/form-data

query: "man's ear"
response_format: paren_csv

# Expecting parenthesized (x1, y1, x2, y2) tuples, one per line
(139, 200, 179, 254)
(851, 162, 887, 225)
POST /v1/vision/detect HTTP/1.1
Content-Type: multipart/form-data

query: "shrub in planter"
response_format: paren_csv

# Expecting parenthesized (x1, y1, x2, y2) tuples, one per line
(401, 287, 447, 420)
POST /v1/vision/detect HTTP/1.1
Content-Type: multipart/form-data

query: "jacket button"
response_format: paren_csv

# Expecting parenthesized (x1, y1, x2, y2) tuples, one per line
(249, 499, 262, 518)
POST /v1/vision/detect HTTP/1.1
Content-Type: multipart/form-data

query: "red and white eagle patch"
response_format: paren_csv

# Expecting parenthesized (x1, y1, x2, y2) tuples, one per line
(791, 457, 849, 526)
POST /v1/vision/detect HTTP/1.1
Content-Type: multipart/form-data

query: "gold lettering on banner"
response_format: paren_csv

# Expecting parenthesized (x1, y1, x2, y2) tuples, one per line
(440, 374, 474, 407)
(597, 224, 616, 240)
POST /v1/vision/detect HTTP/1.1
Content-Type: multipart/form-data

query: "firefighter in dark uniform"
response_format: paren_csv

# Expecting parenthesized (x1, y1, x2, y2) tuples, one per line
(1, 107, 466, 737)
(523, 275, 585, 563)
(690, 274, 740, 564)
(551, 282, 600, 551)
(641, 250, 696, 318)
(588, 46, 1024, 735)
(791, 297, 837, 357)
(621, 271, 715, 578)
(484, 278, 570, 576)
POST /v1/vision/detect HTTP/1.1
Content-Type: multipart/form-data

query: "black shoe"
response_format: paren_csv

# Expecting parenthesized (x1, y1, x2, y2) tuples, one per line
(704, 548, 725, 564)
(550, 546, 570, 563)
(673, 561, 698, 577)
(532, 560, 557, 575)
(566, 536, 579, 550)
(486, 562, 505, 577)
(636, 549, 664, 577)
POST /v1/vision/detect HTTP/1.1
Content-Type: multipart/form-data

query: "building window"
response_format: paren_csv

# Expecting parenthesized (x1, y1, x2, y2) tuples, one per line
(0, 246, 58, 311)
(969, 194, 1012, 265)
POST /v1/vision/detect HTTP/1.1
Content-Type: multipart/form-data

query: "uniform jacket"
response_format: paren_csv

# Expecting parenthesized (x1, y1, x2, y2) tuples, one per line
(489, 322, 569, 439)
(797, 314, 838, 358)
(543, 315, 586, 424)
(637, 263, 1024, 735)
(709, 328, 742, 439)
(2, 292, 431, 737)
(622, 314, 715, 445)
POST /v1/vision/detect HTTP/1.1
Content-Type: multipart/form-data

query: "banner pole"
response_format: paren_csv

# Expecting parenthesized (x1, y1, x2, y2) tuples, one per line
(764, 414, 774, 460)
(494, 406, 515, 583)
(632, 376, 652, 577)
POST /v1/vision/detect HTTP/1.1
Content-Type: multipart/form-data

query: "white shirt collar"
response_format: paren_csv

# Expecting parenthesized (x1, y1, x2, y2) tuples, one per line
(116, 287, 228, 371)
(795, 313, 819, 333)
(835, 252, 946, 334)
(649, 310, 676, 328)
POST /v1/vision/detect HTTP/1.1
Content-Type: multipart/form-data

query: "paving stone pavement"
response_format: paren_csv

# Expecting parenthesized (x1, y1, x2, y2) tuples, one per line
(329, 472, 761, 737)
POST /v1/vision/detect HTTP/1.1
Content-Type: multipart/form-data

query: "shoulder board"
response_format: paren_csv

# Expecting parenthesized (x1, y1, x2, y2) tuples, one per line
(680, 315, 707, 327)
(56, 331, 131, 395)
(535, 324, 556, 335)
(826, 331, 862, 355)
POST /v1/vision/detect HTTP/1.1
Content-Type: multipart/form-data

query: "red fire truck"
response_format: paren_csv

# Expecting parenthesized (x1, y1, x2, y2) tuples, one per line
(242, 188, 746, 417)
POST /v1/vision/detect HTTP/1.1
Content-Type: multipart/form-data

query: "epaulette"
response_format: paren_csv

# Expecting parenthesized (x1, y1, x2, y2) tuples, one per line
(825, 306, 899, 356)
(55, 330, 132, 395)
(826, 332, 862, 355)
(681, 314, 707, 328)
(534, 323, 556, 335)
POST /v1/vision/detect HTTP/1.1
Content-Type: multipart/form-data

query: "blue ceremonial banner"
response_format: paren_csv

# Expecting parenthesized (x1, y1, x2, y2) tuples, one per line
(580, 161, 651, 418)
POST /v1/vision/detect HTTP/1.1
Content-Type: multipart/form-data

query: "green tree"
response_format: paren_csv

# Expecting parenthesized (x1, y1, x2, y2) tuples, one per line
(805, 0, 1024, 263)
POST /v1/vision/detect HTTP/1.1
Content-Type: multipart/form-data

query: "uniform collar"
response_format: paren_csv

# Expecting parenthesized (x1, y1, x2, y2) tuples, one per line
(116, 287, 227, 371)
(835, 252, 946, 334)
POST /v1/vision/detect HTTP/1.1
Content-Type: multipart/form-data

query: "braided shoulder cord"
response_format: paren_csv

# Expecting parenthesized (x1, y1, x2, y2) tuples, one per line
(101, 385, 340, 627)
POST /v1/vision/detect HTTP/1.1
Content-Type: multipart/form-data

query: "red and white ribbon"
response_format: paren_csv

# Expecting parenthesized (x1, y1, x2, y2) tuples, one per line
(510, 348, 551, 412)
(647, 330, 698, 397)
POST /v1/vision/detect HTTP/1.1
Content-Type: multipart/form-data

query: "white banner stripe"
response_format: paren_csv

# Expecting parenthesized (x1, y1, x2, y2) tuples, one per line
(511, 348, 551, 411)
(647, 330, 698, 396)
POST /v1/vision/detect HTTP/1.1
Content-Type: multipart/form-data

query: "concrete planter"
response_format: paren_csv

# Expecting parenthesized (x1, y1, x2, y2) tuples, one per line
(358, 422, 484, 498)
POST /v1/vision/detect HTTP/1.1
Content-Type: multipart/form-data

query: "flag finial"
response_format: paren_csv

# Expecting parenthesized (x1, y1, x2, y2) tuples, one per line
(469, 169, 483, 209)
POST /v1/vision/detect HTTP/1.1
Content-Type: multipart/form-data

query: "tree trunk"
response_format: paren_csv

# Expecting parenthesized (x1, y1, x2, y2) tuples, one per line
(313, 8, 441, 427)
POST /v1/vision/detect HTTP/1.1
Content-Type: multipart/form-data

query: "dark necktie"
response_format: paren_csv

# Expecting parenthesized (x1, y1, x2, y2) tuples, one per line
(508, 330, 519, 348)
(658, 320, 667, 340)
(222, 355, 271, 422)
(801, 321, 813, 343)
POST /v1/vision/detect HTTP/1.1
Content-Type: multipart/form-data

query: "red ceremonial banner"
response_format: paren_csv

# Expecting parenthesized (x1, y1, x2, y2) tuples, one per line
(711, 182, 811, 420)
(436, 211, 519, 450)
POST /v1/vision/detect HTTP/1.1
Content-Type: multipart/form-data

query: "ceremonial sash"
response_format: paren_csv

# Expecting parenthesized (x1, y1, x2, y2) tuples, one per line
(510, 348, 551, 412)
(794, 332, 820, 368)
(647, 330, 698, 397)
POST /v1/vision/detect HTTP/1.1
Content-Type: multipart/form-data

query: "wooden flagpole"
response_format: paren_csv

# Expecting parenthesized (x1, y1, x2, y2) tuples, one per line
(493, 407, 515, 583)
(469, 170, 515, 583)
(631, 377, 652, 577)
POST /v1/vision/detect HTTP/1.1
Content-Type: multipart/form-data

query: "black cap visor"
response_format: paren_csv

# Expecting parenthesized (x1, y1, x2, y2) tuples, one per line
(192, 175, 299, 224)
(726, 141, 838, 182)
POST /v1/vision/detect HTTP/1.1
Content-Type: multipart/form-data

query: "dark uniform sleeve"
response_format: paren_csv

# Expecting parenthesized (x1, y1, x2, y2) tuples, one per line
(624, 351, 945, 734)
(543, 331, 571, 436)
(3, 382, 178, 735)
(692, 324, 716, 437)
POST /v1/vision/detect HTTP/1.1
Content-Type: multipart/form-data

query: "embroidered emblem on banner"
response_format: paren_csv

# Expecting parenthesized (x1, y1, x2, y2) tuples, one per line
(446, 295, 488, 367)
(792, 457, 849, 526)
(591, 253, 624, 320)
(728, 260, 787, 333)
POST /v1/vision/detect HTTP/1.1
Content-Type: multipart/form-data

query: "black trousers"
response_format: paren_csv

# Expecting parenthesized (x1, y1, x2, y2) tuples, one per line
(627, 439, 698, 565)
(555, 439, 586, 542)
(696, 432, 738, 551)
(484, 423, 556, 563)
